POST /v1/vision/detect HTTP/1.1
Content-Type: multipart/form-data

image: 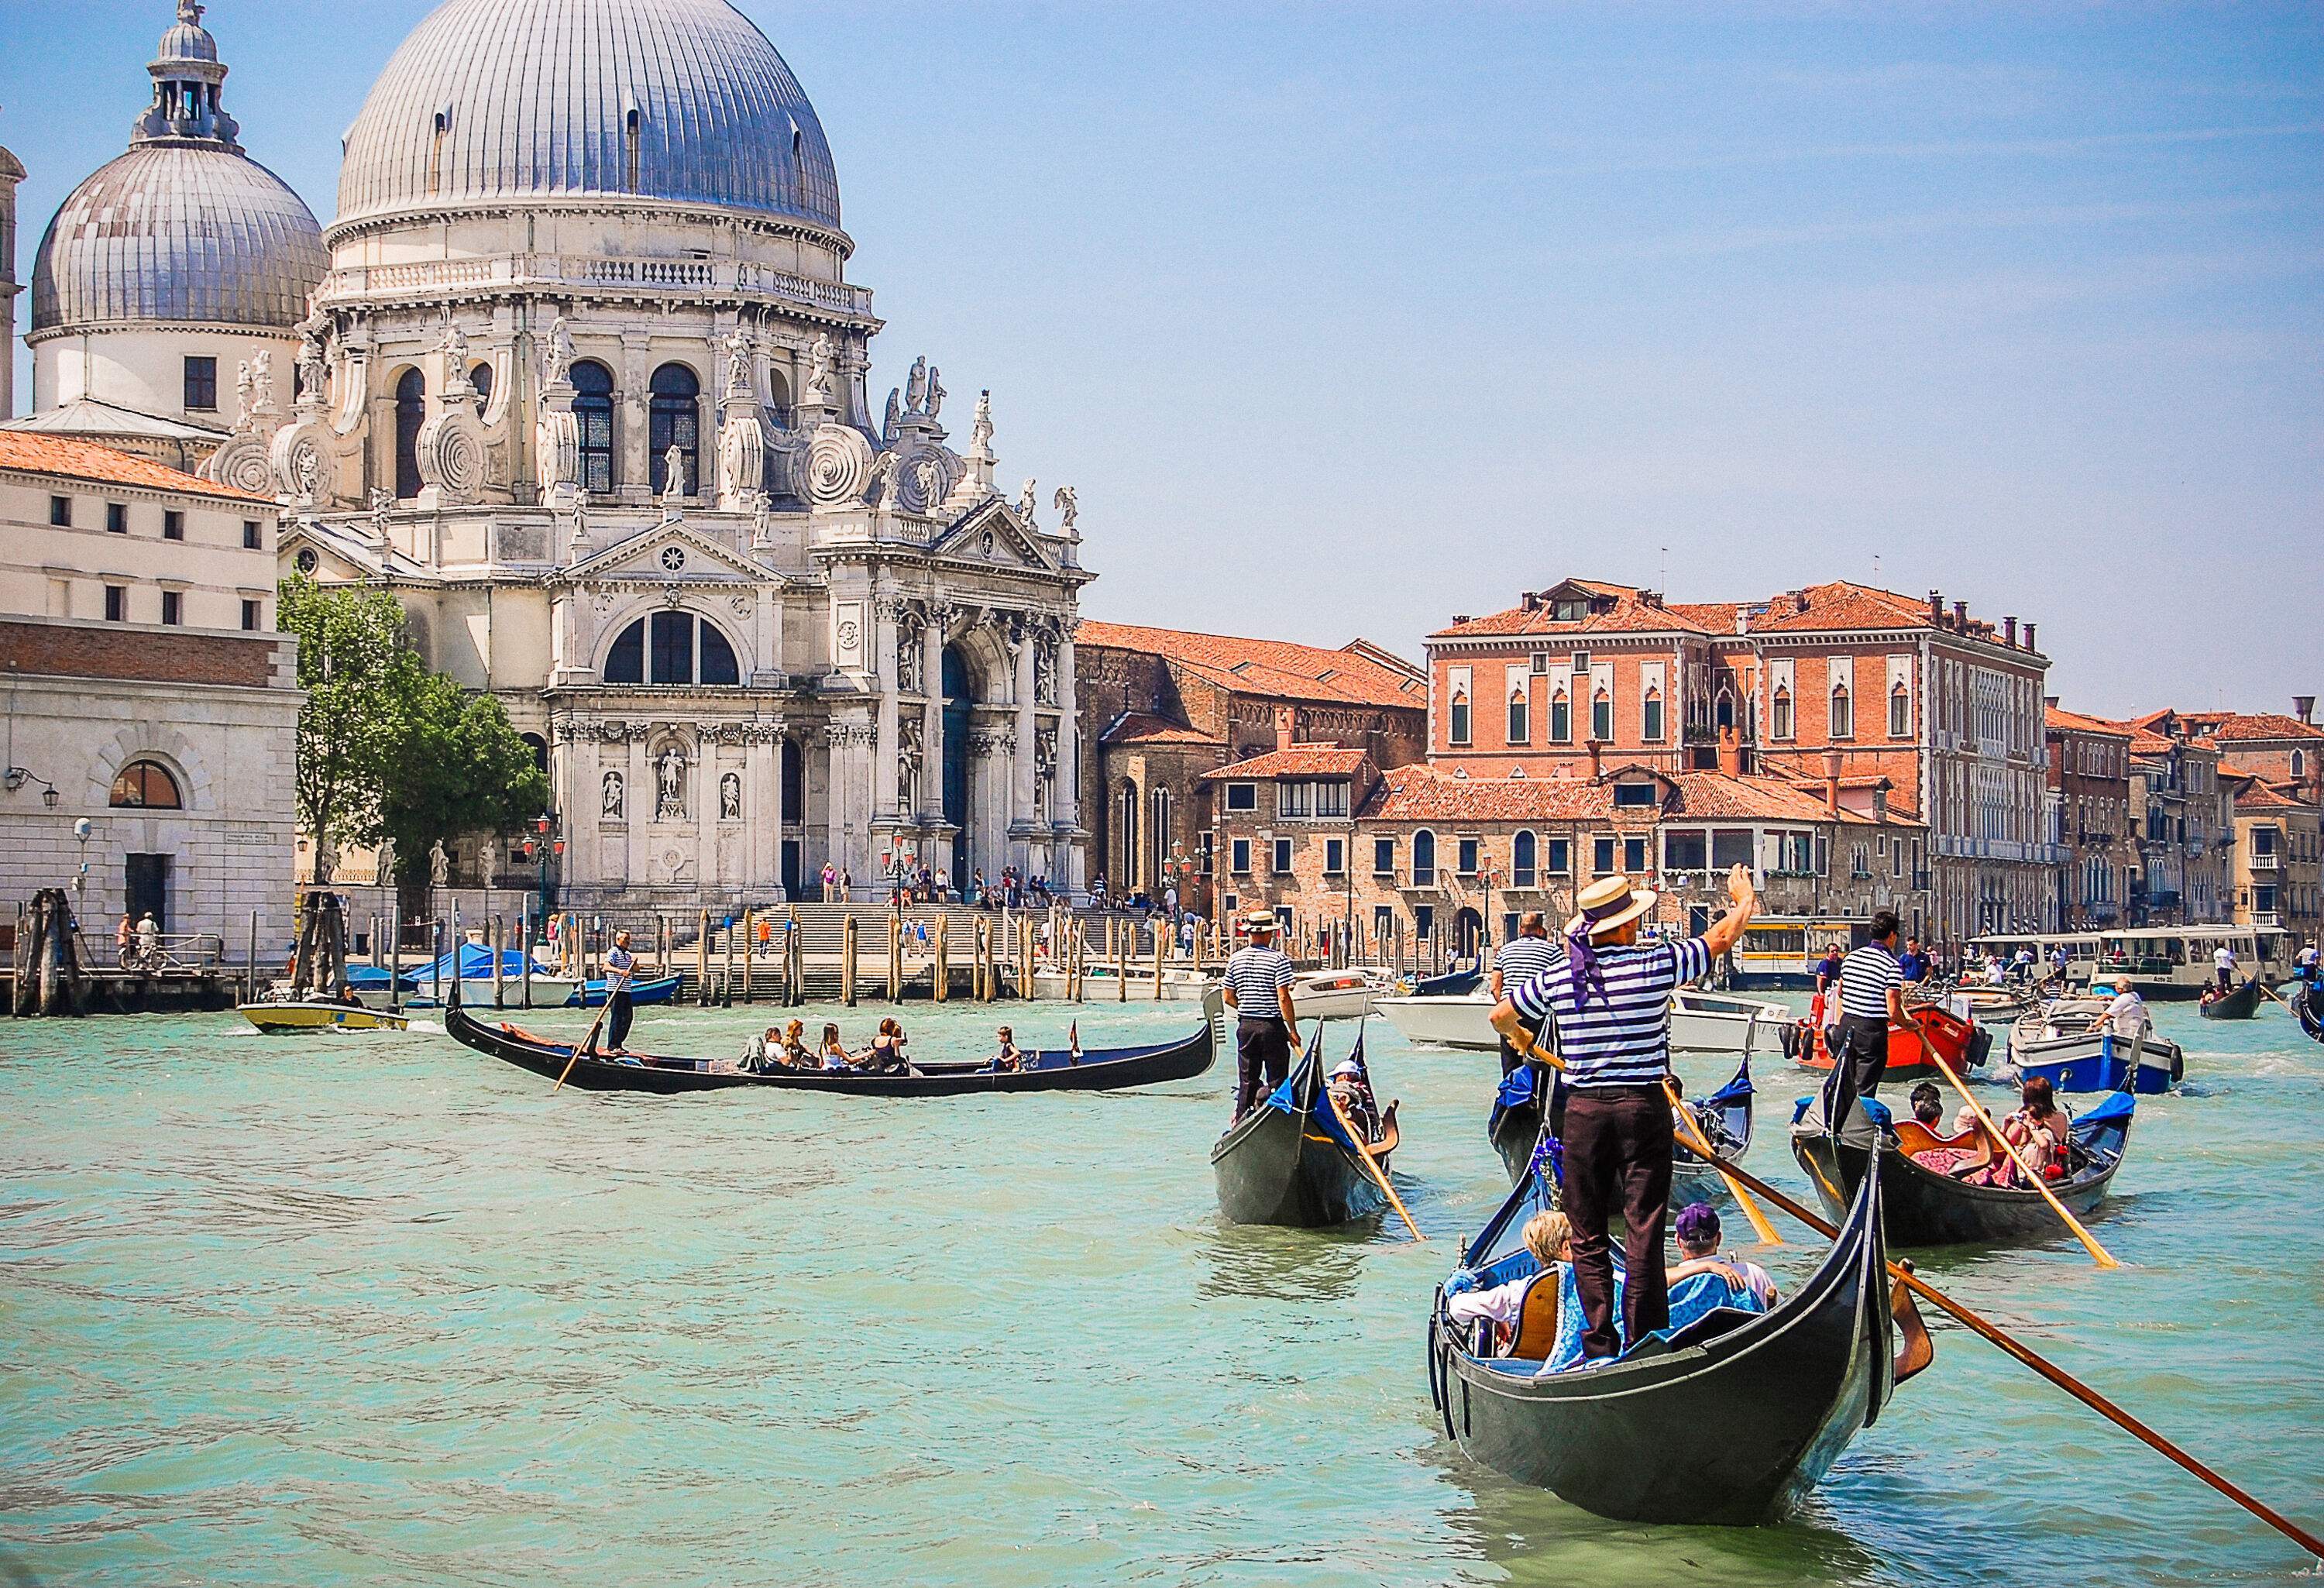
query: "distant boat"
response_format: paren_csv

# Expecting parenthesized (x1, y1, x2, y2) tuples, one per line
(2196, 978, 2261, 1020)
(239, 999, 410, 1034)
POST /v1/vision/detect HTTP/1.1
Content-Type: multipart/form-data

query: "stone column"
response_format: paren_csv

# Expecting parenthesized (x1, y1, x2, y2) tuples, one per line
(1012, 618, 1037, 849)
(873, 596, 901, 821)
(696, 730, 720, 900)
(626, 729, 650, 890)
(1056, 627, 1082, 889)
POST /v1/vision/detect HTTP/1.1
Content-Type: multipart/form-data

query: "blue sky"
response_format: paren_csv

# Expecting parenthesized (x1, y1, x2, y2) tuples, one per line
(5, 2, 2318, 716)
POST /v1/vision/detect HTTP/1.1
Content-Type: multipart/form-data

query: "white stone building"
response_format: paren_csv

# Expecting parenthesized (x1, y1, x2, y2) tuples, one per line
(0, 430, 298, 950)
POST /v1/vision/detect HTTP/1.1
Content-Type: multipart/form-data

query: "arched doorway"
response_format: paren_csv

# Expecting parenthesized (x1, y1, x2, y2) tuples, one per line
(1452, 906, 1483, 961)
(781, 738, 806, 896)
(942, 645, 974, 892)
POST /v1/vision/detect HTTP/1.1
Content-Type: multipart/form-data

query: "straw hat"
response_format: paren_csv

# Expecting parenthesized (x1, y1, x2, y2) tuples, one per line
(1243, 909, 1281, 934)
(1564, 874, 1658, 940)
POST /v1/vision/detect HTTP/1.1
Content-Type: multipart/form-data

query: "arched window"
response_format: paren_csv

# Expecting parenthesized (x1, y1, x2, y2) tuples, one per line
(1511, 829, 1537, 889)
(1772, 686, 1793, 741)
(1411, 829, 1436, 886)
(1831, 683, 1854, 739)
(1448, 688, 1471, 746)
(1549, 686, 1571, 744)
(2291, 748, 2305, 779)
(1642, 686, 1664, 744)
(649, 363, 701, 497)
(1889, 682, 1910, 739)
(470, 361, 493, 411)
(765, 367, 793, 430)
(1507, 685, 1529, 746)
(109, 759, 182, 809)
(572, 360, 616, 492)
(393, 368, 425, 499)
(519, 732, 548, 773)
(601, 612, 741, 686)
(1590, 687, 1612, 742)
(1715, 689, 1734, 731)
(1116, 782, 1140, 889)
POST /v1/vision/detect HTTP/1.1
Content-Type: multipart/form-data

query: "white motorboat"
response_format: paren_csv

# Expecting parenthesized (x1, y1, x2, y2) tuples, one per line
(1375, 990, 1497, 1050)
(1288, 965, 1401, 1022)
(1378, 985, 1785, 1056)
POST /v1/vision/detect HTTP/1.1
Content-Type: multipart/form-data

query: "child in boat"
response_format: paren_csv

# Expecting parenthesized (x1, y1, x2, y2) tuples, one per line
(1326, 1057, 1379, 1139)
(1905, 1084, 1986, 1176)
(1663, 1204, 1779, 1332)
(988, 1026, 1023, 1072)
(1967, 1077, 2072, 1188)
(817, 1023, 851, 1070)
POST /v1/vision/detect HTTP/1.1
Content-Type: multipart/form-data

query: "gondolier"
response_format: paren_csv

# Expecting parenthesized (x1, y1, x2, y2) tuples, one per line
(1824, 910, 1908, 1141)
(1487, 864, 1758, 1364)
(1489, 912, 1559, 1080)
(599, 930, 638, 1053)
(1222, 909, 1301, 1122)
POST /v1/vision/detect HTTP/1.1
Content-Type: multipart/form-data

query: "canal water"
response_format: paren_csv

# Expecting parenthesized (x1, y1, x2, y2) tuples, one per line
(2, 995, 2318, 1586)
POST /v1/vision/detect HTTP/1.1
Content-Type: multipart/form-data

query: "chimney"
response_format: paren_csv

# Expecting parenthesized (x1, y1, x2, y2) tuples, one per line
(2003, 616, 2018, 648)
(2297, 696, 2316, 727)
(1717, 723, 1741, 776)
(1587, 739, 1603, 782)
(2044, 694, 2060, 710)
(1274, 704, 1294, 752)
(1734, 606, 1750, 636)
(1823, 748, 1842, 818)
(1928, 589, 1943, 627)
(2024, 622, 2037, 653)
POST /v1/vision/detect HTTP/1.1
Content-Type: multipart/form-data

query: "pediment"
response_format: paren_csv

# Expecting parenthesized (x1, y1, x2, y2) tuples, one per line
(927, 498, 1057, 574)
(279, 518, 437, 586)
(562, 521, 779, 586)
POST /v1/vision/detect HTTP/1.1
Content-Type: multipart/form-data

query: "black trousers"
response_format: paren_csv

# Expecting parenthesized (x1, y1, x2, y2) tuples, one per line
(1823, 1013, 1889, 1136)
(1497, 1016, 1545, 1078)
(1234, 1018, 1292, 1119)
(1561, 1085, 1674, 1361)
(607, 988, 634, 1050)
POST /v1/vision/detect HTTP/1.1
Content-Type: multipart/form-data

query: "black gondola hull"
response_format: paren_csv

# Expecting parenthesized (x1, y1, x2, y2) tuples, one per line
(1487, 1060, 1754, 1206)
(1790, 1123, 2123, 1247)
(2197, 979, 2261, 1019)
(1210, 1051, 1387, 1227)
(1435, 1158, 1891, 1524)
(442, 998, 1215, 1095)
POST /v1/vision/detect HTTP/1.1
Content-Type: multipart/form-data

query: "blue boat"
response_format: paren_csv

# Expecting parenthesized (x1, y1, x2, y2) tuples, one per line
(2013, 1029, 2182, 1096)
(566, 974, 683, 1008)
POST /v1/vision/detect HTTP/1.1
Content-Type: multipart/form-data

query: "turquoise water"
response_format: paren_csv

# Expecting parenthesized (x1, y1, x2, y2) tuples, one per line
(2, 996, 2319, 1586)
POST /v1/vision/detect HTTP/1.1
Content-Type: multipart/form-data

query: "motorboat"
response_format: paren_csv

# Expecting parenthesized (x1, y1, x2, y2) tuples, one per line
(2006, 997, 2183, 1095)
(1377, 985, 1783, 1057)
(1288, 965, 1403, 1022)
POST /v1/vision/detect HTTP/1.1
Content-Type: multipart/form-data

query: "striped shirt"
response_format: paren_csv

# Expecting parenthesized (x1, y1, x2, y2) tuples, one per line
(1836, 942, 1903, 1019)
(1223, 946, 1296, 1023)
(1509, 937, 1711, 1088)
(1492, 936, 1560, 1001)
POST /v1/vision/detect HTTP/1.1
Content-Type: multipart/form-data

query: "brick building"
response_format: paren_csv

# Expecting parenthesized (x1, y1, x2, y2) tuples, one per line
(1425, 576, 2058, 941)
(1072, 621, 1426, 912)
(1202, 749, 1928, 957)
(2226, 777, 2320, 944)
(2044, 703, 2134, 929)
(2116, 715, 2232, 925)
(0, 432, 298, 950)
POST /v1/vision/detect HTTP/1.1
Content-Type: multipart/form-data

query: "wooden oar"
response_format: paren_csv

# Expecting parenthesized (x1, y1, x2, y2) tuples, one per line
(1325, 1085, 1423, 1242)
(1659, 1074, 1783, 1247)
(1910, 1021, 2119, 1270)
(552, 997, 615, 1094)
(1676, 1129, 2324, 1562)
(2253, 976, 2295, 1012)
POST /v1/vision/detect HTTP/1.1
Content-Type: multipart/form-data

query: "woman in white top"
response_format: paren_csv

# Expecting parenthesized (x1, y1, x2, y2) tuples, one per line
(1443, 1212, 1571, 1339)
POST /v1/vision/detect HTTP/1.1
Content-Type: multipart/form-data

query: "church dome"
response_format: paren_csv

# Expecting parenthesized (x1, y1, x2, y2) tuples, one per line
(333, 0, 841, 235)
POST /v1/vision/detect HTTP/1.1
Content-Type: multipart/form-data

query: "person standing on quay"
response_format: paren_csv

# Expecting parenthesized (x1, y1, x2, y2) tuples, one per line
(601, 929, 638, 1053)
(1222, 909, 1301, 1123)
(1824, 910, 1908, 1141)
(1488, 864, 1758, 1363)
(1489, 911, 1559, 1079)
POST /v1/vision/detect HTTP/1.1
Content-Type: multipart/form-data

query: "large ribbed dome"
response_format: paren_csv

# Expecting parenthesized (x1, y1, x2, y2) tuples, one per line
(334, 0, 841, 233)
(30, 144, 326, 335)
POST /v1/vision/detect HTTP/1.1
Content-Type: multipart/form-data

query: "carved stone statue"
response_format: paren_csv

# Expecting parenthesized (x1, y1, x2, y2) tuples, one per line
(438, 316, 469, 387)
(543, 315, 576, 388)
(249, 349, 275, 417)
(1034, 638, 1058, 706)
(375, 836, 396, 885)
(897, 715, 923, 809)
(723, 326, 755, 400)
(925, 366, 946, 418)
(970, 391, 994, 455)
(662, 443, 687, 504)
(896, 617, 923, 694)
(602, 769, 624, 819)
(868, 447, 902, 509)
(655, 746, 687, 821)
(1034, 726, 1058, 816)
(882, 387, 901, 445)
(905, 356, 928, 414)
(720, 771, 742, 821)
(1016, 478, 1038, 529)
(751, 491, 774, 550)
(295, 325, 328, 411)
(234, 360, 255, 431)
(805, 333, 835, 404)
(1052, 484, 1078, 535)
(367, 487, 393, 541)
(428, 837, 450, 889)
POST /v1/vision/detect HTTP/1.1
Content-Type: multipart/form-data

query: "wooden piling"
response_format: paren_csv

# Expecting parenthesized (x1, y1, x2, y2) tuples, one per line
(1153, 921, 1165, 999)
(1115, 917, 1127, 1002)
(933, 911, 949, 1002)
(493, 916, 505, 1009)
(888, 911, 901, 1001)
(742, 910, 755, 1003)
(698, 910, 711, 1005)
(842, 911, 858, 1005)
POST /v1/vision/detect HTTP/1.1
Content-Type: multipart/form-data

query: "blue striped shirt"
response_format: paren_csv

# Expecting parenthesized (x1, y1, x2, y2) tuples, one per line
(1509, 937, 1711, 1088)
(1837, 942, 1903, 1019)
(1223, 946, 1296, 1023)
(1492, 936, 1560, 999)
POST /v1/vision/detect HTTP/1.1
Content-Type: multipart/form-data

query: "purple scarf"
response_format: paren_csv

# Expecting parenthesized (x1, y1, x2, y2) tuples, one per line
(1567, 895, 1632, 1011)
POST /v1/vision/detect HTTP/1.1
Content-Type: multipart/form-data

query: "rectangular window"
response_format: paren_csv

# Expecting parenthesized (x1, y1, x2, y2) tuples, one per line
(1711, 829, 1754, 869)
(105, 585, 126, 623)
(1571, 651, 1590, 675)
(1457, 837, 1480, 876)
(649, 610, 693, 683)
(2256, 885, 2278, 913)
(1225, 782, 1257, 812)
(1230, 838, 1251, 875)
(163, 510, 184, 541)
(1592, 836, 1616, 874)
(1315, 780, 1349, 817)
(1272, 837, 1293, 874)
(50, 495, 71, 527)
(1449, 696, 1471, 745)
(1373, 837, 1396, 875)
(1623, 835, 1647, 873)
(1665, 830, 1707, 871)
(160, 590, 182, 626)
(1279, 781, 1311, 817)
(1374, 905, 1394, 941)
(184, 356, 218, 411)
(1323, 837, 1344, 875)
(1546, 837, 1571, 875)
(1413, 904, 1435, 940)
(1591, 692, 1613, 741)
(1642, 694, 1664, 742)
(1199, 831, 1215, 876)
(106, 502, 127, 534)
(1612, 782, 1657, 809)
(242, 598, 262, 631)
(243, 519, 263, 550)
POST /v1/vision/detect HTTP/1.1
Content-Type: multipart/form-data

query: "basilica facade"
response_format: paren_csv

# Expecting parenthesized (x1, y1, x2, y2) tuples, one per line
(22, 0, 1092, 909)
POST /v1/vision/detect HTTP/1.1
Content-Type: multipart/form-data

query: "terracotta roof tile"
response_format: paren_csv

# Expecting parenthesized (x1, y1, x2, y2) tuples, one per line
(2046, 705, 2131, 737)
(1202, 746, 1370, 779)
(1098, 711, 1216, 748)
(2234, 781, 2313, 813)
(0, 431, 273, 504)
(1351, 764, 1902, 825)
(1746, 580, 1937, 634)
(1430, 595, 1717, 640)
(1074, 620, 1425, 710)
(2179, 710, 2324, 744)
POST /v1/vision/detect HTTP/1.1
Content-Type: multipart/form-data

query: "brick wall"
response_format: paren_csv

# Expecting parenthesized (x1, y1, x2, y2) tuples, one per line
(0, 617, 288, 689)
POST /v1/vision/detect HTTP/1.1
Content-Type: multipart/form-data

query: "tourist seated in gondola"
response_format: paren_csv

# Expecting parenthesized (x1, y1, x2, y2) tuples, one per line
(986, 1026, 1024, 1073)
(817, 1023, 851, 1070)
(1663, 1204, 1779, 1330)
(1444, 1211, 1569, 1349)
(1326, 1057, 1380, 1139)
(1967, 1076, 2073, 1188)
(857, 1017, 911, 1073)
(1902, 1086, 1991, 1176)
(1908, 1082, 1944, 1129)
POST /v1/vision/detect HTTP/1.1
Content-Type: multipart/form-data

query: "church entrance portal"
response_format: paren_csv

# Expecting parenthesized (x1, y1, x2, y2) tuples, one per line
(943, 645, 974, 894)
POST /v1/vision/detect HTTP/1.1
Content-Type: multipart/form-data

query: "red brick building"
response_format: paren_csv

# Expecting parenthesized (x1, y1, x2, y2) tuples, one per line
(2044, 703, 2134, 929)
(1071, 621, 1427, 913)
(1425, 577, 2058, 942)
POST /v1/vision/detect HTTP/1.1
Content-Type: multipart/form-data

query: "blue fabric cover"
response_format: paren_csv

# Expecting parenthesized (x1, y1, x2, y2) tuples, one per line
(1535, 1261, 1623, 1375)
(1495, 1066, 1538, 1110)
(1664, 1268, 1771, 1333)
(2076, 1090, 2137, 1129)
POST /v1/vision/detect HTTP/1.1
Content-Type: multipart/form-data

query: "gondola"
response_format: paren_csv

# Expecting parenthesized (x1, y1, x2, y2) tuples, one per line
(1211, 1029, 1401, 1227)
(1486, 1055, 1755, 1205)
(2196, 977, 2262, 1020)
(1789, 1089, 2134, 1247)
(1786, 1002, 1989, 1082)
(2299, 978, 2324, 1047)
(564, 973, 684, 1008)
(1428, 1142, 1920, 1525)
(441, 981, 1217, 1096)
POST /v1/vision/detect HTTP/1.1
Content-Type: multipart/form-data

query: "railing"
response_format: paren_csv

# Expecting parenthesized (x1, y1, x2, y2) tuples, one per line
(2252, 851, 2281, 871)
(317, 253, 877, 318)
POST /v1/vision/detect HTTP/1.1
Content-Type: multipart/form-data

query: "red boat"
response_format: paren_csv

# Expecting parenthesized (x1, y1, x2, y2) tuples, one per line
(1788, 999, 1989, 1081)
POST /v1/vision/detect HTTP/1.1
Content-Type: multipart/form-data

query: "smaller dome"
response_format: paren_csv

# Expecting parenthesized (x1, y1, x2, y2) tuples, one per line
(156, 22, 219, 63)
(30, 145, 325, 335)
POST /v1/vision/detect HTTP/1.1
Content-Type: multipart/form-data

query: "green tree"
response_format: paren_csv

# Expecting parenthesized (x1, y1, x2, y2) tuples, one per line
(278, 576, 550, 885)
